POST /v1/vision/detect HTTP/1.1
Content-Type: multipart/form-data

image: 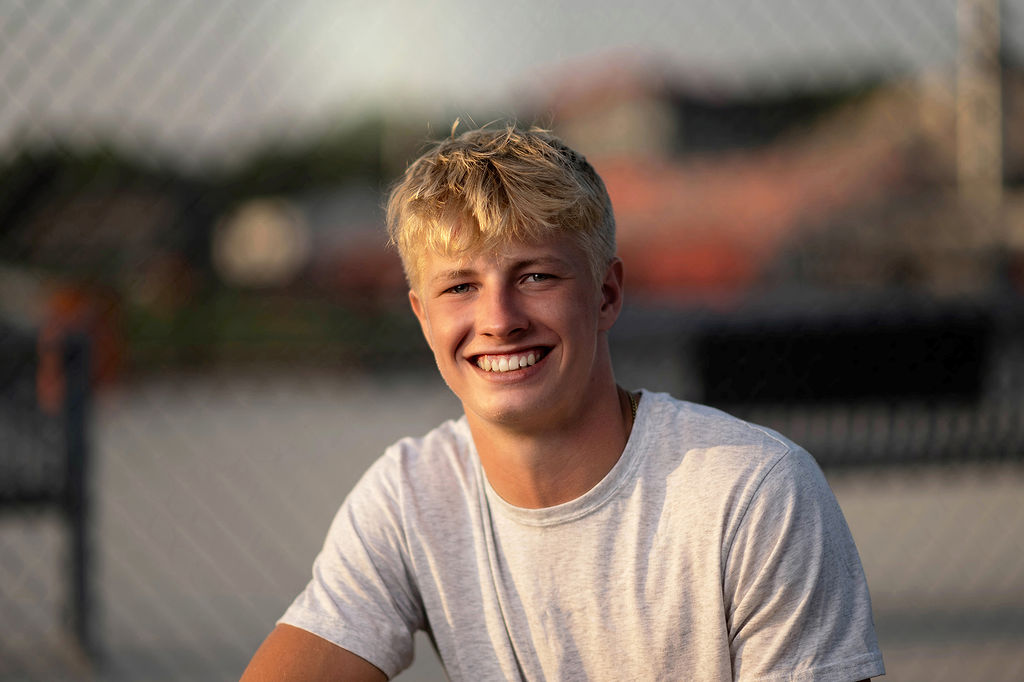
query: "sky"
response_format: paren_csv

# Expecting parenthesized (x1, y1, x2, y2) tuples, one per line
(1, 0, 1021, 166)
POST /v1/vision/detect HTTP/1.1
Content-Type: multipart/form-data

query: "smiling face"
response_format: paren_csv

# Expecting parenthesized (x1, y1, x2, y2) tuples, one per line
(409, 231, 623, 433)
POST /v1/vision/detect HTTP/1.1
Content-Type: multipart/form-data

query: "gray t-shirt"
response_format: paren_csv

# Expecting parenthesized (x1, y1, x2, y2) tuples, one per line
(280, 390, 885, 681)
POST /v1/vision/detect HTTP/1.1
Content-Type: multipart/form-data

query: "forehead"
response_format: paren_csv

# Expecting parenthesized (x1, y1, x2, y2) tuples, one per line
(419, 233, 586, 282)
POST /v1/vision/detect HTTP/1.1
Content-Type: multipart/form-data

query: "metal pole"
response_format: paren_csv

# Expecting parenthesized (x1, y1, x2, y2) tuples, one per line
(63, 333, 94, 662)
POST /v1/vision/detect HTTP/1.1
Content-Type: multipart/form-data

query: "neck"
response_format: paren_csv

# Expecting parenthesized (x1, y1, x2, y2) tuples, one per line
(467, 377, 636, 509)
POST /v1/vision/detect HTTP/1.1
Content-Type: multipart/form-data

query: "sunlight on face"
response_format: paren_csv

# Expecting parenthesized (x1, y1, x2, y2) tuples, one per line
(409, 233, 622, 430)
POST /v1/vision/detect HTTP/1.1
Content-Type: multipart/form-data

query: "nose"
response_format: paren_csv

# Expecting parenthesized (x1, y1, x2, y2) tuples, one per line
(476, 284, 528, 338)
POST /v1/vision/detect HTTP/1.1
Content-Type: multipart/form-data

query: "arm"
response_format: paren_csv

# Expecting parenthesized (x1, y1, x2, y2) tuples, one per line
(724, 447, 884, 681)
(241, 623, 387, 682)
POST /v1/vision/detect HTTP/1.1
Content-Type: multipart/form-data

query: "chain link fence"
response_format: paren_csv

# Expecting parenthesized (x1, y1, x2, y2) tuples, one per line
(2, 1, 1024, 680)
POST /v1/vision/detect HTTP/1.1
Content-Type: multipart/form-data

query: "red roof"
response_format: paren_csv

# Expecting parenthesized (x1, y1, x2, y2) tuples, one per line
(597, 131, 910, 301)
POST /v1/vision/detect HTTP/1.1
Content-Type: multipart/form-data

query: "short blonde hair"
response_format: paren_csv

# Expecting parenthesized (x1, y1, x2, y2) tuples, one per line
(386, 124, 616, 290)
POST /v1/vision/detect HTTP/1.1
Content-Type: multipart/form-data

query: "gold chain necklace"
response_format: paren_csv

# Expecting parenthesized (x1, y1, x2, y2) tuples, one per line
(618, 385, 634, 421)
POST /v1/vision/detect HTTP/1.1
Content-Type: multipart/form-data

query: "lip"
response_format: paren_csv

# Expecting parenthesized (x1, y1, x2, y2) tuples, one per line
(466, 345, 550, 361)
(466, 345, 552, 377)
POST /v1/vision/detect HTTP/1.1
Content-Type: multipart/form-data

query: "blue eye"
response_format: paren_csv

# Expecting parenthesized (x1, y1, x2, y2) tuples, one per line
(445, 283, 472, 295)
(525, 273, 553, 283)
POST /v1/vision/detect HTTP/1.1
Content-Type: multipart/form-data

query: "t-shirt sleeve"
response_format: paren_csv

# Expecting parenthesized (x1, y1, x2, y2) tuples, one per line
(722, 446, 885, 682)
(278, 454, 423, 679)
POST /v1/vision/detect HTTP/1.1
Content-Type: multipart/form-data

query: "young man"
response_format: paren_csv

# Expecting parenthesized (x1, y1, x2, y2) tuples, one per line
(242, 126, 884, 681)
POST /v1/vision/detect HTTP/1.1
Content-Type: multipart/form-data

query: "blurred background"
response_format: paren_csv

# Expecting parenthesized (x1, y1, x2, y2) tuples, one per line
(2, 0, 1024, 679)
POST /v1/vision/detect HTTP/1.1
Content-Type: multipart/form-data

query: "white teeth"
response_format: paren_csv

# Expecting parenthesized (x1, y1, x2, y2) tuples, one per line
(476, 351, 543, 373)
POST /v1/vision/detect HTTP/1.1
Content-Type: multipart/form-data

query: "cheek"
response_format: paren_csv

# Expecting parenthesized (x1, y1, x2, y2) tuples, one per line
(430, 309, 472, 356)
(565, 296, 602, 332)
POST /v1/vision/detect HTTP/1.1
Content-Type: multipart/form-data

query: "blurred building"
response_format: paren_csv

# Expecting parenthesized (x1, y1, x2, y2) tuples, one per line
(4, 50, 1024, 374)
(545, 56, 1024, 304)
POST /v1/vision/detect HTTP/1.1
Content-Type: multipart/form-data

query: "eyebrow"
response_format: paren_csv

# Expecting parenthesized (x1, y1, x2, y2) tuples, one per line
(431, 268, 474, 285)
(516, 256, 572, 270)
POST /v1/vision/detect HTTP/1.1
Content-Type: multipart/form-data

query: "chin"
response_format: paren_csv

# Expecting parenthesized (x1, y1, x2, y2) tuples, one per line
(469, 391, 564, 430)
(472, 401, 533, 426)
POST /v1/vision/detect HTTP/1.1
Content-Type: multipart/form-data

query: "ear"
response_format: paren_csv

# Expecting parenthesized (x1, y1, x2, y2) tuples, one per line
(408, 288, 434, 350)
(597, 258, 624, 331)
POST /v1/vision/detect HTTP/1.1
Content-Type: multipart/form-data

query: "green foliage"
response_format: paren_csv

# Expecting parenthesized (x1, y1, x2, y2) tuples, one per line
(123, 288, 428, 372)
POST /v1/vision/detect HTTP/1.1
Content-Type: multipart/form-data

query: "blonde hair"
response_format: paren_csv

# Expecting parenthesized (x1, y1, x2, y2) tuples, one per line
(386, 124, 615, 290)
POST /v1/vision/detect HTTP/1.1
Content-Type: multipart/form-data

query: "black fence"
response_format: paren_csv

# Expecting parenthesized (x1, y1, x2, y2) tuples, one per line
(0, 322, 94, 666)
(616, 293, 1024, 468)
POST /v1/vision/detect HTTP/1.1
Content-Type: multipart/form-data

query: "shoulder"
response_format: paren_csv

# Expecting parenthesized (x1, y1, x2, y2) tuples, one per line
(637, 390, 800, 484)
(380, 417, 473, 472)
(634, 391, 831, 537)
(640, 391, 795, 450)
(383, 416, 476, 484)
(350, 416, 480, 520)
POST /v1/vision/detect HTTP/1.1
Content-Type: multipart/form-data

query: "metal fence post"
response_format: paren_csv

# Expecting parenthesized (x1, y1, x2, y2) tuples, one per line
(63, 332, 94, 661)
